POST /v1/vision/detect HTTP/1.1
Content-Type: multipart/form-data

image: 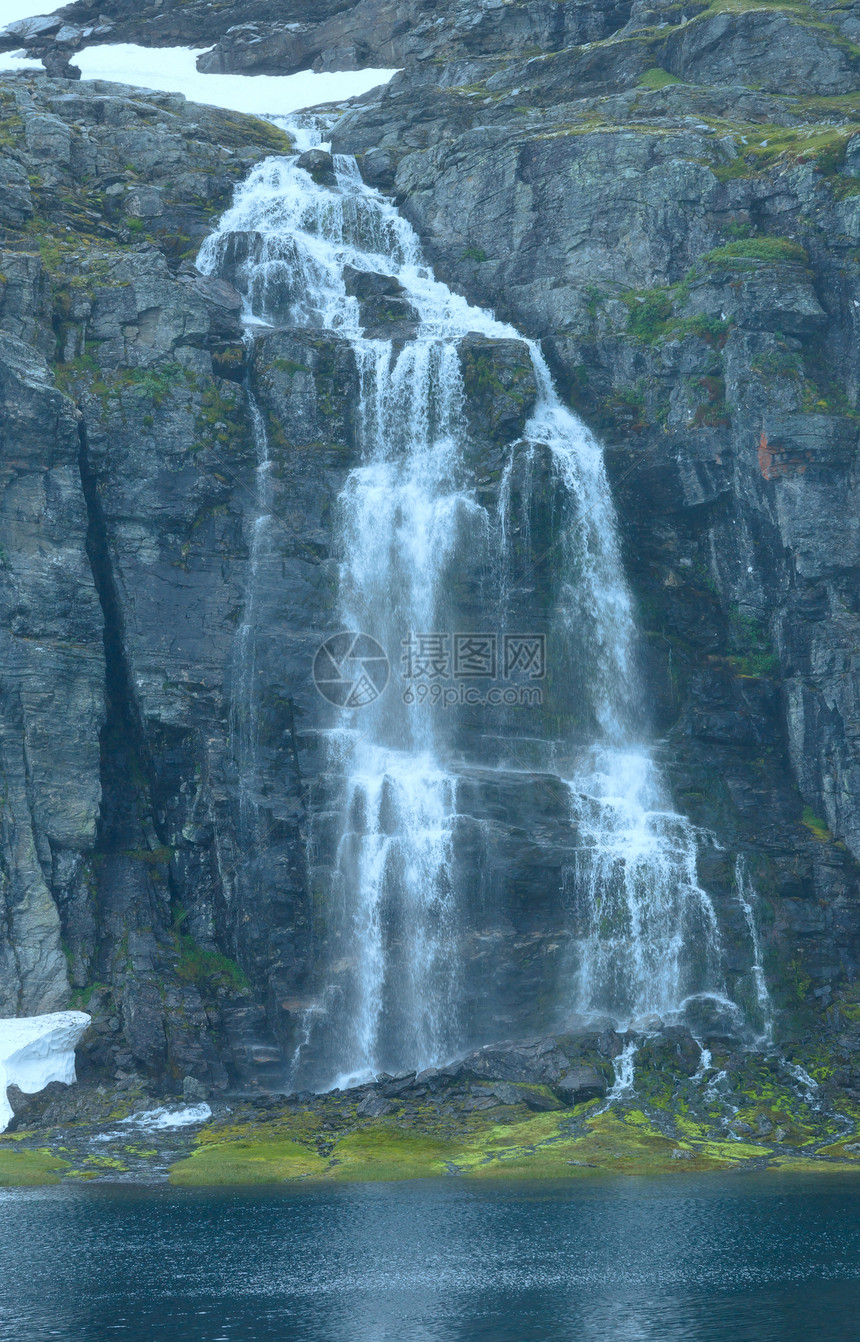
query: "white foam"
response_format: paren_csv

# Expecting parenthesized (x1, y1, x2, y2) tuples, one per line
(0, 1011, 90, 1132)
(119, 1103, 212, 1130)
(606, 1038, 638, 1101)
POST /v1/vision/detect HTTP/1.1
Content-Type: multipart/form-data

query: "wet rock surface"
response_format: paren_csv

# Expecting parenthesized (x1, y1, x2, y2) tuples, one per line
(4, 1023, 860, 1184)
(0, 73, 293, 1087)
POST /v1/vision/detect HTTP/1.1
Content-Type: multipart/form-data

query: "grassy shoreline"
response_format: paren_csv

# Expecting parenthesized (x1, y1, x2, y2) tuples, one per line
(7, 1096, 858, 1187)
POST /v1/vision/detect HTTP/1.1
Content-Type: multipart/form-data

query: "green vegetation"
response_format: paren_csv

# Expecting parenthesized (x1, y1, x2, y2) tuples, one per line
(460, 348, 534, 415)
(701, 237, 809, 267)
(163, 1036, 860, 1188)
(271, 357, 310, 377)
(802, 805, 831, 841)
(117, 364, 186, 406)
(175, 938, 249, 993)
(709, 124, 856, 183)
(169, 1096, 859, 1186)
(218, 115, 293, 155)
(69, 982, 110, 1011)
(170, 1138, 321, 1185)
(788, 954, 814, 1004)
(9, 1032, 860, 1187)
(637, 67, 684, 90)
(327, 1128, 459, 1181)
(621, 284, 730, 347)
(0, 1148, 69, 1186)
(727, 607, 780, 678)
(166, 1108, 730, 1185)
(625, 289, 674, 341)
(193, 382, 249, 453)
(173, 905, 249, 994)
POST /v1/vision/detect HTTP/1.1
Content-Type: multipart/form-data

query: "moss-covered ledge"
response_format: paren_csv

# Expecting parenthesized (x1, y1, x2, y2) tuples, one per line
(168, 1101, 860, 1185)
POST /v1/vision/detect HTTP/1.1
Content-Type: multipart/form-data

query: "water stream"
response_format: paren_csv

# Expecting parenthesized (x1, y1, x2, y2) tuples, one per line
(231, 372, 274, 840)
(199, 125, 745, 1088)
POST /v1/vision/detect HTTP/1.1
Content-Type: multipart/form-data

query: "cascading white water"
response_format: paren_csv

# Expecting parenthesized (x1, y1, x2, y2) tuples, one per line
(231, 376, 274, 837)
(199, 124, 740, 1086)
(566, 749, 723, 1024)
(734, 855, 774, 1041)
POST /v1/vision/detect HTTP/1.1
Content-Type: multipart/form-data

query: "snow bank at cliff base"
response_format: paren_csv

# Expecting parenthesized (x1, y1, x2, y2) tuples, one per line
(0, 1011, 91, 1132)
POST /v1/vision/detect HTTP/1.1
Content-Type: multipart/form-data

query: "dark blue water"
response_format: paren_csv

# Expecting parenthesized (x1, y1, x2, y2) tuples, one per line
(2, 1176, 860, 1342)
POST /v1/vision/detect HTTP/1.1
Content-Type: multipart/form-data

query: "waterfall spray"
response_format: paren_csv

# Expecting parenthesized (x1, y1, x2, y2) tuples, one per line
(199, 124, 751, 1088)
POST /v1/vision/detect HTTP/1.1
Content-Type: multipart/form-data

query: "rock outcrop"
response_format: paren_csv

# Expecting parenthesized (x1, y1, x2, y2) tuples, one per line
(0, 73, 293, 1090)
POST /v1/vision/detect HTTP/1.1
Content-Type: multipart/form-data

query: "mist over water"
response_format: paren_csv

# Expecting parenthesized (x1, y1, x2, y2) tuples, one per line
(199, 129, 741, 1088)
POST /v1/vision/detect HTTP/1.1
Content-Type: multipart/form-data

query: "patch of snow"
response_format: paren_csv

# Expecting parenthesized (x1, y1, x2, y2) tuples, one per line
(0, 49, 43, 72)
(119, 1103, 212, 1130)
(69, 45, 398, 117)
(0, 1011, 91, 1133)
(0, 18, 399, 111)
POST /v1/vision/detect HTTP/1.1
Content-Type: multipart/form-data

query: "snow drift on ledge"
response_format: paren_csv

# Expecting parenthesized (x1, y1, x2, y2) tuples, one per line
(0, 1012, 90, 1133)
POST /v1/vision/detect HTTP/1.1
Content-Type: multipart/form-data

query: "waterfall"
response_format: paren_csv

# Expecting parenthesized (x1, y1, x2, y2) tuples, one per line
(734, 856, 774, 1042)
(231, 374, 274, 839)
(199, 124, 738, 1089)
(566, 750, 723, 1024)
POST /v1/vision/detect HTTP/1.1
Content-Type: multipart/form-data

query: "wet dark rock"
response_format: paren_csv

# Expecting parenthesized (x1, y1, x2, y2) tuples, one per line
(357, 147, 396, 190)
(556, 1066, 607, 1105)
(343, 264, 418, 327)
(321, 0, 860, 1041)
(381, 1073, 418, 1096)
(182, 1076, 210, 1103)
(484, 1082, 519, 1106)
(356, 1092, 395, 1117)
(459, 335, 538, 448)
(42, 49, 81, 79)
(680, 998, 749, 1048)
(296, 148, 338, 187)
(0, 76, 295, 1085)
(180, 0, 635, 78)
(635, 1028, 704, 1079)
(659, 10, 860, 96)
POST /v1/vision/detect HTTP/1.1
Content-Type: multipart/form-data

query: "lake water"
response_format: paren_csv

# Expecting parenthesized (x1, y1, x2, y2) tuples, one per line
(2, 1176, 859, 1342)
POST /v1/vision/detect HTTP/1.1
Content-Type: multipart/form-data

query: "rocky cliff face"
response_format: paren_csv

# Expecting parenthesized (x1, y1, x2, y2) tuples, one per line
(0, 74, 299, 1090)
(3, 0, 860, 1100)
